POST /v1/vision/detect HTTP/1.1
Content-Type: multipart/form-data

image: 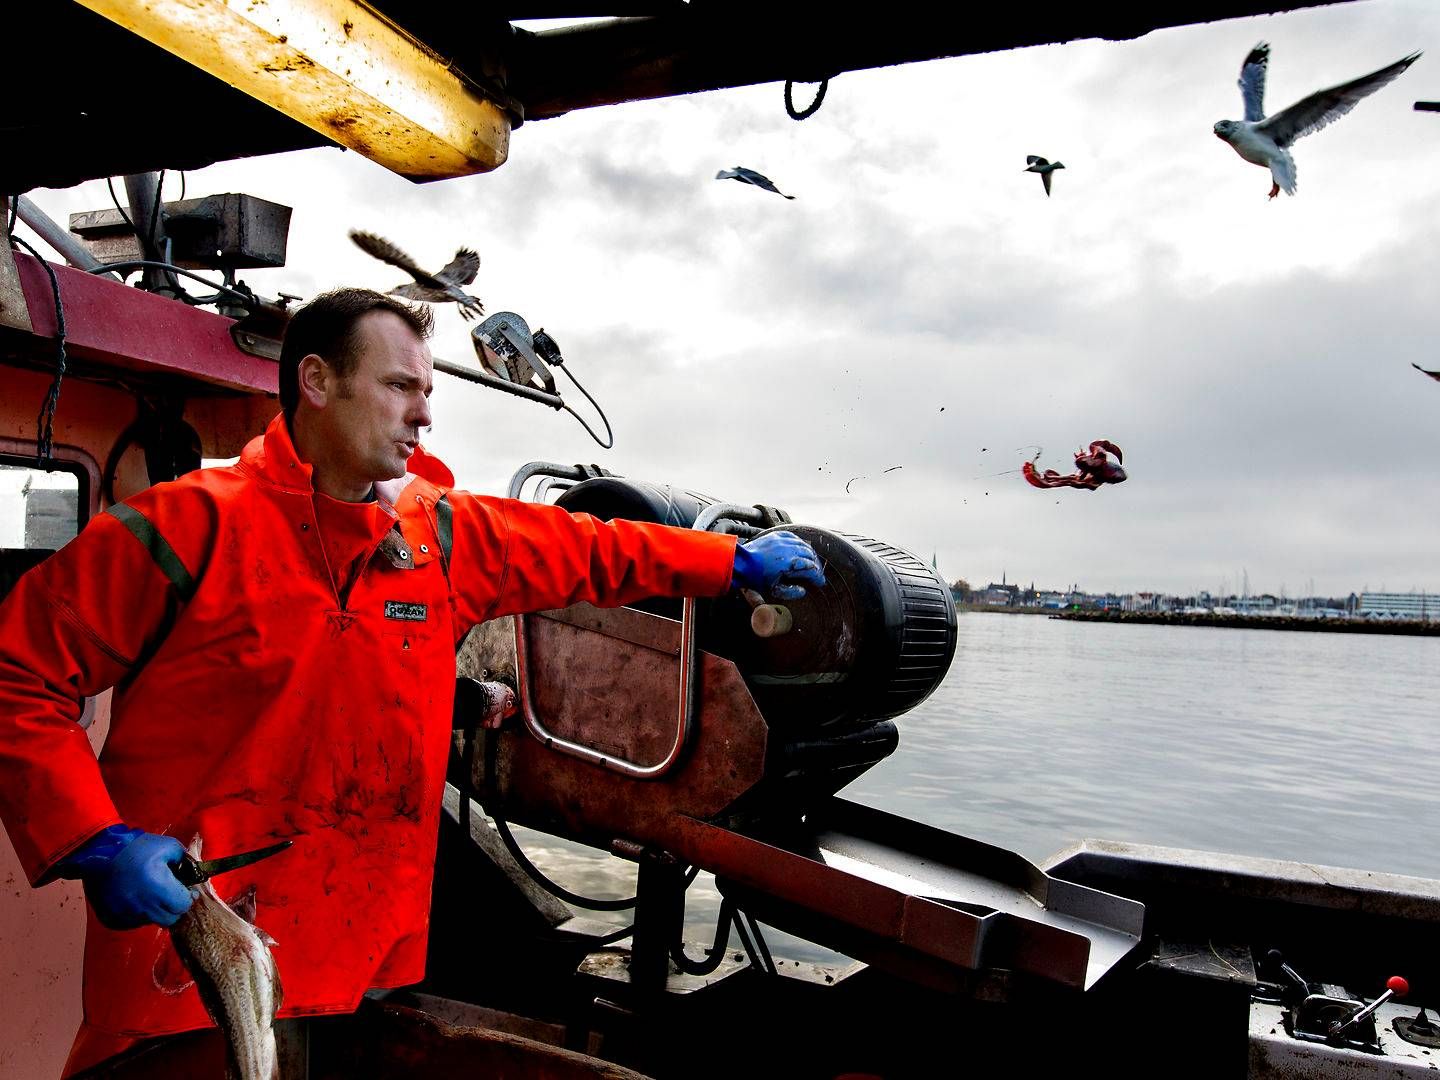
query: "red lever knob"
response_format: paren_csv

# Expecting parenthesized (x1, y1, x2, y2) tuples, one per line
(1387, 976, 1409, 996)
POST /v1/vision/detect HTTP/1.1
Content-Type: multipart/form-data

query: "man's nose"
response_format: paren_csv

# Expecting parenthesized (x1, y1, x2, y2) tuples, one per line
(410, 394, 433, 429)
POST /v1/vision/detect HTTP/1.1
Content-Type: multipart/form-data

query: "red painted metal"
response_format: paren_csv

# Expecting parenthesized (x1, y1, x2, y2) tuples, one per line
(14, 253, 277, 394)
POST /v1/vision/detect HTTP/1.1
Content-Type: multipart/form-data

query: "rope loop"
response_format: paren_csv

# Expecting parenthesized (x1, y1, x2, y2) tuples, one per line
(784, 78, 829, 120)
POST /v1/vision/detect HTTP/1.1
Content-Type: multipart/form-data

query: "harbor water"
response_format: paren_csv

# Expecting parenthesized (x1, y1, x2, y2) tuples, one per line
(512, 611, 1440, 955)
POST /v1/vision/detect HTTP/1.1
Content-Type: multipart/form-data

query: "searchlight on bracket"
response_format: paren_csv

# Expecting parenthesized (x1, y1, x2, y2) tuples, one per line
(432, 312, 614, 449)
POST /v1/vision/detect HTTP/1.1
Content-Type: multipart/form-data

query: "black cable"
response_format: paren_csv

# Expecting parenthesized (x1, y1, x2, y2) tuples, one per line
(103, 176, 193, 302)
(670, 896, 737, 976)
(101, 407, 143, 506)
(473, 703, 637, 911)
(8, 234, 68, 465)
(149, 170, 166, 256)
(784, 78, 829, 120)
(86, 261, 255, 306)
(558, 365, 614, 449)
(491, 813, 638, 911)
(6, 194, 17, 236)
(586, 922, 635, 946)
(106, 177, 138, 236)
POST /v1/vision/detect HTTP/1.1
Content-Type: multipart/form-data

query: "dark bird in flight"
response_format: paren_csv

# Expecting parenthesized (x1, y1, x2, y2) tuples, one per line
(1213, 42, 1421, 199)
(715, 166, 796, 199)
(1024, 156, 1065, 197)
(349, 230, 484, 320)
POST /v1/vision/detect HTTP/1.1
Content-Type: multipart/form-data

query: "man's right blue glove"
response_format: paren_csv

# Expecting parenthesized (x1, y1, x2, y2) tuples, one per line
(731, 531, 827, 600)
(54, 825, 196, 929)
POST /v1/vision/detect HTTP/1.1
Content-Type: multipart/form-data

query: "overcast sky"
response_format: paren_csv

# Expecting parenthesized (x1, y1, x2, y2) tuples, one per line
(17, 1, 1440, 597)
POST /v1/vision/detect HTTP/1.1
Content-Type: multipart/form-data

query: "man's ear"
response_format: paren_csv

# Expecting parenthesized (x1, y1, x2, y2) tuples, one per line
(298, 354, 332, 410)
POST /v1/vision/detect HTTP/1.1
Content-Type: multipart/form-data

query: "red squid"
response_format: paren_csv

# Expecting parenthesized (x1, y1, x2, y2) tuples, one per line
(1022, 440, 1128, 491)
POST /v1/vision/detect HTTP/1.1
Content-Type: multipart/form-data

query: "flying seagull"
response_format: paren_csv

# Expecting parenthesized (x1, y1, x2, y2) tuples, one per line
(349, 230, 484, 320)
(1213, 42, 1421, 199)
(1413, 363, 1440, 383)
(715, 166, 796, 199)
(1024, 156, 1065, 197)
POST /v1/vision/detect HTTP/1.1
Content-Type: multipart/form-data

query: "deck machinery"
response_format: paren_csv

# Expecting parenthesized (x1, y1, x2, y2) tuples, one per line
(3, 4, 1437, 1077)
(427, 466, 1439, 1079)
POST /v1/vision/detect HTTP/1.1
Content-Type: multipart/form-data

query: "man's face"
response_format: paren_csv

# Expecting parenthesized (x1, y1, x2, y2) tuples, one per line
(322, 310, 434, 487)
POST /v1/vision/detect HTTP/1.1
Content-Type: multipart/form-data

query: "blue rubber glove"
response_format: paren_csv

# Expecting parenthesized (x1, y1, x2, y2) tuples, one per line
(731, 531, 826, 600)
(54, 825, 196, 930)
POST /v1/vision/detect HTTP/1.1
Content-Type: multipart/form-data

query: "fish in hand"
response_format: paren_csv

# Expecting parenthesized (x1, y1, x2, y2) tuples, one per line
(168, 836, 284, 1080)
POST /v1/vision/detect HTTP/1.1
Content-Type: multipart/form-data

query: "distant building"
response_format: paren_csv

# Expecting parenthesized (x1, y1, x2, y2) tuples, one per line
(981, 582, 1019, 606)
(1124, 592, 1173, 613)
(1358, 591, 1436, 621)
(1233, 594, 1277, 615)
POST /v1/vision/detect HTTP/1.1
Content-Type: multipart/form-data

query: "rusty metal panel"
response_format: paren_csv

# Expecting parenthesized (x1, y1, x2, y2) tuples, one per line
(485, 607, 769, 851)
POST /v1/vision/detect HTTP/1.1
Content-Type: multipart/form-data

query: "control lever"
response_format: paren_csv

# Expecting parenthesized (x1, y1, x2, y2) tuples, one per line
(1265, 949, 1310, 999)
(1329, 976, 1408, 1039)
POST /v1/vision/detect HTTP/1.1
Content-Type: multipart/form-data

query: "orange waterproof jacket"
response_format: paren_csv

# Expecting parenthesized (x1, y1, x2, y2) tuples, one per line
(0, 414, 736, 1061)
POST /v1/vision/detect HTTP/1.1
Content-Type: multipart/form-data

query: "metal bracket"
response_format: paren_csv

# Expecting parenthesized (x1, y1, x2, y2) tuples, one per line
(228, 299, 291, 361)
(505, 460, 614, 501)
(0, 225, 34, 333)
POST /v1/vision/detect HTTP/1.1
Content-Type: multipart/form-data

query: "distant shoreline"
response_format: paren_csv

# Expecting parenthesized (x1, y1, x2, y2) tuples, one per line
(967, 607, 1440, 636)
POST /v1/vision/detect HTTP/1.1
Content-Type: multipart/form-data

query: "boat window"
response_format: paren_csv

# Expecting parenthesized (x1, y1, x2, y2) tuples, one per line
(1, 457, 96, 727)
(0, 459, 85, 602)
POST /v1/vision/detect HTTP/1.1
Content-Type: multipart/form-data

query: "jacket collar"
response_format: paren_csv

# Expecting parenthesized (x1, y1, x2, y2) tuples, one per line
(242, 413, 456, 495)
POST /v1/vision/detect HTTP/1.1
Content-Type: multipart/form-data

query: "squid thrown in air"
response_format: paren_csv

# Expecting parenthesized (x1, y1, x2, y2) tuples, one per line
(1022, 440, 1128, 491)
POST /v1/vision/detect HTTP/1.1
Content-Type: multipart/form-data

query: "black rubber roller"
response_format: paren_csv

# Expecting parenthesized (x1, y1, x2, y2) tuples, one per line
(701, 525, 956, 731)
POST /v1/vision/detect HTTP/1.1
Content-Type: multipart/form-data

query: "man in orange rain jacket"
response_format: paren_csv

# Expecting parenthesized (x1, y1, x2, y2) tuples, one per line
(0, 287, 824, 1075)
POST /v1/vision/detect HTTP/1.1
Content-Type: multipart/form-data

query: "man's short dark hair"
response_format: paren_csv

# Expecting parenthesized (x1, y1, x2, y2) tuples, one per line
(278, 288, 434, 418)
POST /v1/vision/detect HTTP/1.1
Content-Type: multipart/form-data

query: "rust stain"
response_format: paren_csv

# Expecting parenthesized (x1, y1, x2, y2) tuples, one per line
(259, 54, 313, 74)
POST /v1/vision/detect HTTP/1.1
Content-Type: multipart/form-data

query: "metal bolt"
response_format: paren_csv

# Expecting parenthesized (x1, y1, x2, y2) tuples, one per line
(420, 544, 429, 554)
(399, 550, 409, 560)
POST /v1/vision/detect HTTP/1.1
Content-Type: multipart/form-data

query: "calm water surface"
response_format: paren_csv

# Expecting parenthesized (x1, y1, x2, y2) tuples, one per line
(513, 614, 1440, 953)
(848, 612, 1439, 878)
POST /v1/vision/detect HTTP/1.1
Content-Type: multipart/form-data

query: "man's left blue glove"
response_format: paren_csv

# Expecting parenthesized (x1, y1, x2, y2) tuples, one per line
(731, 531, 826, 600)
(53, 825, 196, 930)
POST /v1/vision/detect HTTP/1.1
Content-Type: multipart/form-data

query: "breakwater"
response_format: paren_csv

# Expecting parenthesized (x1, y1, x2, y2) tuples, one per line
(1048, 609, 1440, 635)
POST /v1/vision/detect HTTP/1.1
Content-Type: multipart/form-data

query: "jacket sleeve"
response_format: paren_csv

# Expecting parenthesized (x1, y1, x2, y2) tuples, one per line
(444, 492, 738, 633)
(0, 511, 185, 884)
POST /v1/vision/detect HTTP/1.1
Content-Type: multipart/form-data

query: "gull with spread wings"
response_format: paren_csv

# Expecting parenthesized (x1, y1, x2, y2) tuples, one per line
(1024, 156, 1065, 197)
(1213, 42, 1420, 199)
(349, 230, 484, 320)
(715, 166, 796, 200)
